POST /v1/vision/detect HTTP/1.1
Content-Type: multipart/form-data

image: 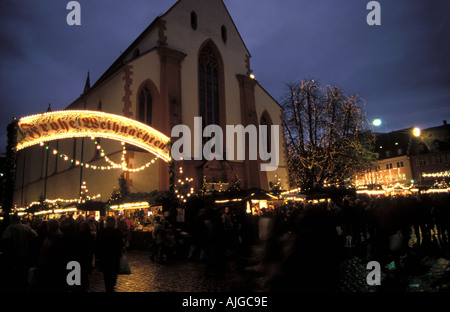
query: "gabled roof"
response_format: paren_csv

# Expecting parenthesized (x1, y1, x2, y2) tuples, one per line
(89, 15, 162, 92)
(68, 0, 251, 108)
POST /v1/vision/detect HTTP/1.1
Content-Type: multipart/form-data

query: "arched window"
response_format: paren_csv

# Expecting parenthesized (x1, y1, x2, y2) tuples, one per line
(138, 86, 152, 126)
(199, 44, 220, 127)
(260, 112, 273, 155)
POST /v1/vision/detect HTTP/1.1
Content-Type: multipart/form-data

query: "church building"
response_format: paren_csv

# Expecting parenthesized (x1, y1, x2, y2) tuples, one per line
(13, 0, 289, 208)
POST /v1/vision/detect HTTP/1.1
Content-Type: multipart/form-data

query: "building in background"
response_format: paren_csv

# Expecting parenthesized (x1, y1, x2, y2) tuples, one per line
(409, 121, 450, 186)
(354, 120, 450, 189)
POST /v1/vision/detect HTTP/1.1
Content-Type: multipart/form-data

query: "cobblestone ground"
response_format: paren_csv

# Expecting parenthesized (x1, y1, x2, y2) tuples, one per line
(88, 249, 267, 292)
(87, 239, 450, 292)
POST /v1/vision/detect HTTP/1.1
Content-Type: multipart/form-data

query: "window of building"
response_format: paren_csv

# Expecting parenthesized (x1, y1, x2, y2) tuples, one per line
(138, 86, 152, 126)
(221, 25, 227, 43)
(260, 112, 273, 155)
(191, 11, 197, 30)
(199, 44, 220, 127)
(418, 157, 428, 166)
(436, 155, 442, 164)
(396, 161, 404, 168)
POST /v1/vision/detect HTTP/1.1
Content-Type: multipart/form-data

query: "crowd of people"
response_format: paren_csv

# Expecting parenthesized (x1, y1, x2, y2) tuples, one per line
(1, 192, 449, 292)
(0, 214, 126, 292)
(254, 192, 450, 291)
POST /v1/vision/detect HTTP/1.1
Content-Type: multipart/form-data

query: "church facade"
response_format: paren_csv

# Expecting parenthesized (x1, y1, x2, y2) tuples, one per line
(13, 0, 289, 207)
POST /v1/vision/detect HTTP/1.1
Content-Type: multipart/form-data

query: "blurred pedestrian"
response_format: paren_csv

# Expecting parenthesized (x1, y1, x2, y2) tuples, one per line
(151, 216, 166, 263)
(1, 213, 38, 291)
(96, 216, 124, 292)
(221, 207, 235, 250)
(77, 220, 96, 291)
(187, 209, 208, 261)
(37, 219, 68, 292)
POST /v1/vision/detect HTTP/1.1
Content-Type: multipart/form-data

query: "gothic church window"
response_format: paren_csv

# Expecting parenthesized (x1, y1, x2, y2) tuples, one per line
(199, 44, 220, 127)
(260, 113, 273, 154)
(138, 86, 152, 126)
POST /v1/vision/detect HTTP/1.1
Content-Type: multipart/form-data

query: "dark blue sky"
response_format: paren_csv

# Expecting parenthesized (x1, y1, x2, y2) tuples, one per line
(1, 0, 449, 153)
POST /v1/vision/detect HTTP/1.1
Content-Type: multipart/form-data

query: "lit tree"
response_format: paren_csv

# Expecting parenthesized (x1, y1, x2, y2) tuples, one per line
(198, 175, 208, 197)
(282, 78, 376, 190)
(269, 174, 283, 195)
(108, 188, 121, 204)
(228, 174, 241, 194)
(174, 164, 194, 204)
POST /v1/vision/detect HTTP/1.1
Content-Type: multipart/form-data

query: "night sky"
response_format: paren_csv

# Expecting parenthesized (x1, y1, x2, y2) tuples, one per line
(1, 0, 449, 154)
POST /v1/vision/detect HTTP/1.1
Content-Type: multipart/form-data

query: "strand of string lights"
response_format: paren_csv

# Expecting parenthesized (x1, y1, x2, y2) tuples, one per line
(39, 137, 158, 172)
(95, 139, 158, 172)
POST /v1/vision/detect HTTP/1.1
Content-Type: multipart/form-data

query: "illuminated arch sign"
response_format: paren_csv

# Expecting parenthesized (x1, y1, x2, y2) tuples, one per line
(16, 110, 171, 162)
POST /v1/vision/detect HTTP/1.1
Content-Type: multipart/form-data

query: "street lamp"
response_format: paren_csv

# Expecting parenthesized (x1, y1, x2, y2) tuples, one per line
(408, 127, 421, 186)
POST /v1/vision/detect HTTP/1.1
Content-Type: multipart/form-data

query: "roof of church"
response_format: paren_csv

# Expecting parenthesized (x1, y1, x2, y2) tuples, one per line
(72, 0, 251, 103)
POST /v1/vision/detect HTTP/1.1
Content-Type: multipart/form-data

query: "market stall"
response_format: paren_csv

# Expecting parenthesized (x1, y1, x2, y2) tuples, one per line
(109, 202, 163, 250)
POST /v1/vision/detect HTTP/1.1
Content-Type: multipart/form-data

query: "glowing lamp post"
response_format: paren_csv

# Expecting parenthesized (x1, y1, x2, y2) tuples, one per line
(412, 127, 421, 137)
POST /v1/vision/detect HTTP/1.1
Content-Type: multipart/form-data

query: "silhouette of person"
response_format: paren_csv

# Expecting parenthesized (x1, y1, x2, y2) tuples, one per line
(37, 218, 68, 292)
(96, 217, 124, 292)
(1, 213, 38, 291)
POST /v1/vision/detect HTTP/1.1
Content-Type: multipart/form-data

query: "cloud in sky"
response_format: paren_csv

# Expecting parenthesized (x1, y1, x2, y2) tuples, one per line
(0, 0, 449, 152)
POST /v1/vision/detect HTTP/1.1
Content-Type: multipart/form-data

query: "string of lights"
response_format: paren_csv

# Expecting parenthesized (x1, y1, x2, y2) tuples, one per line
(95, 140, 158, 172)
(39, 137, 158, 172)
(422, 171, 450, 178)
(14, 181, 102, 212)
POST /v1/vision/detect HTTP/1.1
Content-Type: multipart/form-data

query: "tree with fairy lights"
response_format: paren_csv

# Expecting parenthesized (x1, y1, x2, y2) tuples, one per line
(174, 164, 195, 205)
(198, 175, 208, 197)
(108, 188, 121, 204)
(282, 78, 376, 190)
(269, 174, 283, 195)
(228, 174, 241, 194)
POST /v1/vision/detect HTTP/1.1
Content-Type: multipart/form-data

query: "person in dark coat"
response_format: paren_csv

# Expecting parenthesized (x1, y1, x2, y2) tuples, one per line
(1, 213, 38, 291)
(37, 219, 68, 292)
(95, 216, 124, 292)
(77, 220, 96, 291)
